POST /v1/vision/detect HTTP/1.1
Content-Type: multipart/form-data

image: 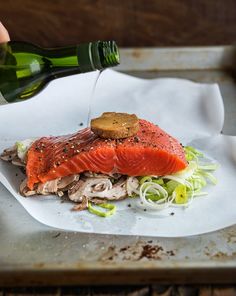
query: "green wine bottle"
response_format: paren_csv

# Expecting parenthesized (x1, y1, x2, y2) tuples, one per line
(0, 40, 119, 105)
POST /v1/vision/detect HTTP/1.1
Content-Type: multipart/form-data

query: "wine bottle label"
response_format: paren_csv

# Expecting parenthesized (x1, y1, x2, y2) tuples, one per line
(0, 92, 8, 105)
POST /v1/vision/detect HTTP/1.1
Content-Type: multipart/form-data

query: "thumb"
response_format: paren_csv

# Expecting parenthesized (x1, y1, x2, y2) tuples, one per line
(0, 22, 10, 42)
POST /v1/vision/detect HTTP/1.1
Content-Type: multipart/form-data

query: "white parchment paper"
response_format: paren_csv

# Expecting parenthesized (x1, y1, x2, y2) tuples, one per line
(0, 69, 234, 237)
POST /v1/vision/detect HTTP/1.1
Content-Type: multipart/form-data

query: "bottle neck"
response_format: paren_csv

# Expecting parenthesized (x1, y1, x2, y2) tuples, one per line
(43, 41, 119, 74)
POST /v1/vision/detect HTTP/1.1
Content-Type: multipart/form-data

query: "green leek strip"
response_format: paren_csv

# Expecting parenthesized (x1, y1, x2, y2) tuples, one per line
(174, 184, 188, 204)
(184, 146, 203, 161)
(184, 146, 203, 157)
(16, 141, 26, 153)
(137, 145, 218, 210)
(166, 180, 179, 194)
(198, 164, 219, 171)
(198, 171, 218, 185)
(140, 176, 153, 185)
(88, 202, 116, 217)
(147, 194, 164, 201)
(152, 179, 164, 185)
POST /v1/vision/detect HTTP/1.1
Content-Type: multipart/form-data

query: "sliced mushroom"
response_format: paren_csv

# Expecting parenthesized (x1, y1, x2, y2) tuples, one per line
(0, 146, 17, 161)
(58, 174, 80, 191)
(37, 179, 59, 195)
(103, 177, 127, 200)
(1, 145, 26, 167)
(84, 171, 110, 178)
(84, 171, 122, 180)
(68, 177, 112, 201)
(18, 171, 136, 203)
(12, 157, 25, 167)
(90, 197, 106, 204)
(72, 196, 88, 211)
(68, 178, 112, 202)
(126, 176, 139, 196)
(30, 175, 81, 196)
(20, 178, 37, 197)
(68, 176, 127, 201)
(85, 178, 112, 198)
(57, 191, 64, 197)
(68, 179, 87, 202)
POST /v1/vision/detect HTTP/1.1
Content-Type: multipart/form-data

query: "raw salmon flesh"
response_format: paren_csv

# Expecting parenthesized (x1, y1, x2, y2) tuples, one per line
(26, 119, 187, 190)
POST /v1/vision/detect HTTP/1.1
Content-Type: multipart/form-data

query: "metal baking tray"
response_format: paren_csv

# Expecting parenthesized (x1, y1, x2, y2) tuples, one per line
(0, 46, 236, 286)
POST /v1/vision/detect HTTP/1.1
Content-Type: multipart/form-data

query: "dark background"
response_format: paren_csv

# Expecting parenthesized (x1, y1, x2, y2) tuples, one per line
(1, 0, 236, 47)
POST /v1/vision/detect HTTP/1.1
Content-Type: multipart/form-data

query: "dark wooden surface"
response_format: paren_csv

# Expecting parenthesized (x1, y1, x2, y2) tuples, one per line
(0, 0, 236, 47)
(1, 285, 236, 295)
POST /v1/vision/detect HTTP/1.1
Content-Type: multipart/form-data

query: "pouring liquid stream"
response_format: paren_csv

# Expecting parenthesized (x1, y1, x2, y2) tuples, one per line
(87, 70, 103, 127)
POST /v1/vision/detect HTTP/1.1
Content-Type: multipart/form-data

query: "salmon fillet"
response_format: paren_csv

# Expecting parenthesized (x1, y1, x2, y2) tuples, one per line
(26, 119, 187, 190)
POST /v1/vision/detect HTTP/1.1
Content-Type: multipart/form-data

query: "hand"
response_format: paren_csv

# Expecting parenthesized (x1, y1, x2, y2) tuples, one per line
(0, 22, 10, 42)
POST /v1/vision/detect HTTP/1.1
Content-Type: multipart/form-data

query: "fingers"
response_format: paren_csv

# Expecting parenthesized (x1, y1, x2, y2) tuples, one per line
(0, 22, 10, 42)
